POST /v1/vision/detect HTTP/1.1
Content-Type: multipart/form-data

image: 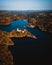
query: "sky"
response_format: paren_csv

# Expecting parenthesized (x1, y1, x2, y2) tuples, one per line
(0, 0, 52, 10)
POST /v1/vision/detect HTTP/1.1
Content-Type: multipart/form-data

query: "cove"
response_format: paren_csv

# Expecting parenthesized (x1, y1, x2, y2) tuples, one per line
(0, 20, 28, 32)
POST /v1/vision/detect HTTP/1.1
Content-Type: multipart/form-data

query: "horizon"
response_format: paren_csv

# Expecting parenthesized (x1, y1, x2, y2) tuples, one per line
(0, 9, 52, 12)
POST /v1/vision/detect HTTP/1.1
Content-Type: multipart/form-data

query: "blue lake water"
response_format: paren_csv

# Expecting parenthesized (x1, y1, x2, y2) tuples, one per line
(0, 20, 52, 40)
(0, 20, 28, 32)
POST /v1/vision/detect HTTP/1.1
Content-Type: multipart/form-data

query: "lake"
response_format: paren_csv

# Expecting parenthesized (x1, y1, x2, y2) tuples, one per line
(0, 20, 52, 64)
(0, 20, 28, 32)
